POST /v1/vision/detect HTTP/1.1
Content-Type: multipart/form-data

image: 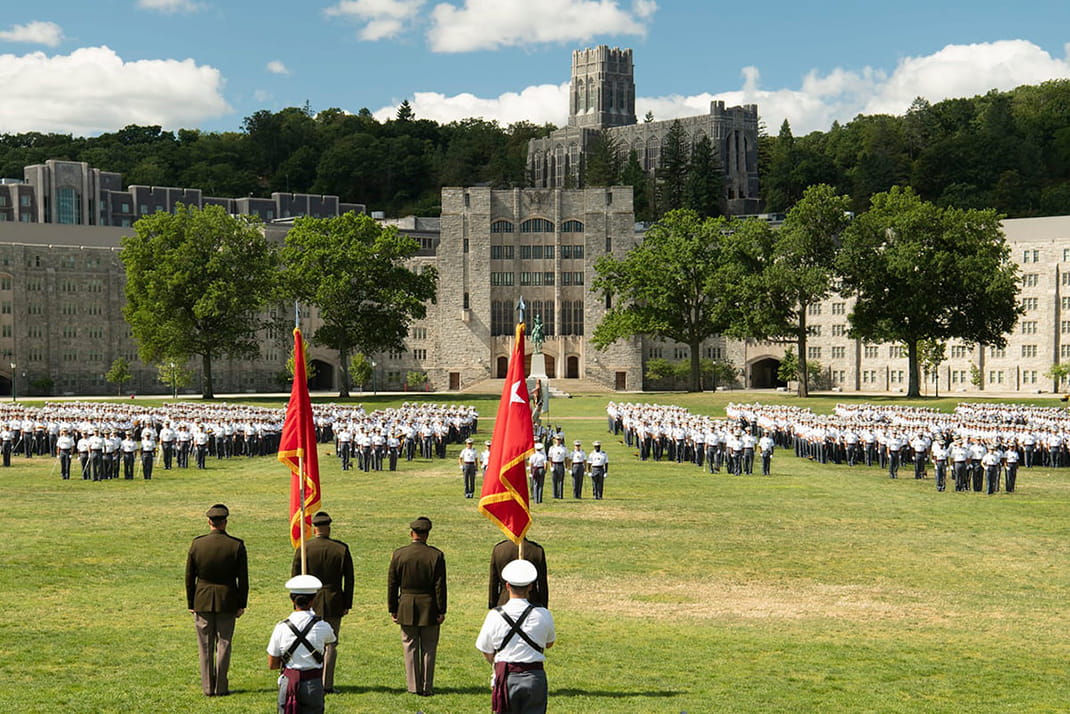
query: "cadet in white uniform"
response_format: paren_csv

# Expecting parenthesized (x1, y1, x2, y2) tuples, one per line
(475, 560, 555, 714)
(587, 441, 608, 499)
(267, 574, 337, 714)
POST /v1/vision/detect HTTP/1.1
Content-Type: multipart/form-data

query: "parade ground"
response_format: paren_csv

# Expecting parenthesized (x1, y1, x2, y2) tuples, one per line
(3, 391, 1068, 713)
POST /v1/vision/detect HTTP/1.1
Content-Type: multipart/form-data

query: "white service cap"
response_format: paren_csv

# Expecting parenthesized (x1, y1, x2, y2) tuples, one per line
(285, 574, 323, 594)
(501, 559, 538, 587)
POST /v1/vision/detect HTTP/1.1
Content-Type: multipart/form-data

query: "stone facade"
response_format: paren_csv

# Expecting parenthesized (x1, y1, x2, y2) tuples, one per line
(1, 159, 364, 228)
(748, 215, 1070, 395)
(0, 221, 300, 396)
(527, 45, 762, 215)
(415, 186, 645, 391)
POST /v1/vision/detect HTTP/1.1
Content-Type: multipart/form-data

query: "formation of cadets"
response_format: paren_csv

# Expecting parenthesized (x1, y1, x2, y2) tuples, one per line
(606, 401, 775, 476)
(1, 401, 480, 482)
(608, 399, 1070, 493)
(328, 403, 479, 473)
(529, 423, 609, 501)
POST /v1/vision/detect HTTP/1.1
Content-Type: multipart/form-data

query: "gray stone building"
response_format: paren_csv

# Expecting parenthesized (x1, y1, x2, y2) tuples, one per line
(0, 159, 363, 396)
(2, 159, 364, 227)
(410, 186, 646, 391)
(527, 45, 762, 215)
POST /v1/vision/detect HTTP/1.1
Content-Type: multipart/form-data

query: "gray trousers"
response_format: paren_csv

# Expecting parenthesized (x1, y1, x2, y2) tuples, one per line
(322, 616, 341, 690)
(502, 669, 548, 714)
(400, 623, 439, 694)
(194, 611, 236, 696)
(277, 673, 324, 714)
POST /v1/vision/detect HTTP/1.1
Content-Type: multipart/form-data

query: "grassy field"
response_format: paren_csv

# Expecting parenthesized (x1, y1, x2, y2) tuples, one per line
(2, 391, 1068, 713)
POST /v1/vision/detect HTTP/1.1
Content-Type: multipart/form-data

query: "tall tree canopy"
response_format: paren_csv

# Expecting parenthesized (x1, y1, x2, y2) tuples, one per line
(759, 184, 852, 396)
(837, 186, 1022, 397)
(280, 212, 438, 398)
(592, 209, 771, 391)
(121, 204, 279, 398)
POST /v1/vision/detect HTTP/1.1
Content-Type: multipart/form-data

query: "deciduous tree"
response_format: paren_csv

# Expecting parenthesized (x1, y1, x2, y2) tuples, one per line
(121, 204, 279, 398)
(759, 184, 852, 396)
(837, 186, 1022, 397)
(281, 212, 438, 398)
(592, 209, 767, 391)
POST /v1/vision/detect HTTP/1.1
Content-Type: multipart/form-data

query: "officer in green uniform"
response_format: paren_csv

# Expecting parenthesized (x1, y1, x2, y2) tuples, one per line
(489, 537, 548, 609)
(387, 516, 447, 697)
(291, 511, 353, 694)
(185, 503, 249, 697)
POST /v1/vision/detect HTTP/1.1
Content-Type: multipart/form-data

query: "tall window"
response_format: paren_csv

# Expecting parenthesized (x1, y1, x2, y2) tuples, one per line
(491, 300, 512, 336)
(560, 300, 584, 335)
(57, 187, 80, 225)
(520, 219, 554, 233)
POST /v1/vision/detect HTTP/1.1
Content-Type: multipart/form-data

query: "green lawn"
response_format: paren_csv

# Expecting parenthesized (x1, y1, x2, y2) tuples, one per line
(1, 392, 1068, 713)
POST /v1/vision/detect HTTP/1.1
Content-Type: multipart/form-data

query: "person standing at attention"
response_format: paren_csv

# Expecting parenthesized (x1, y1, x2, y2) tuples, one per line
(292, 511, 353, 694)
(387, 516, 447, 697)
(476, 559, 556, 714)
(267, 574, 336, 713)
(185, 503, 248, 697)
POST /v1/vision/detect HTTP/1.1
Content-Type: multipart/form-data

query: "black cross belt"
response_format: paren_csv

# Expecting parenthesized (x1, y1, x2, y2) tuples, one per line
(495, 604, 543, 654)
(282, 616, 324, 665)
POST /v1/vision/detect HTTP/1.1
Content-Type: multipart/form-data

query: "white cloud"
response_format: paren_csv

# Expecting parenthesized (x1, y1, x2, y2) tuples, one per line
(324, 0, 425, 41)
(862, 40, 1070, 116)
(266, 60, 290, 75)
(428, 0, 656, 53)
(373, 83, 569, 125)
(367, 40, 1070, 139)
(0, 46, 230, 135)
(0, 21, 64, 47)
(136, 0, 204, 12)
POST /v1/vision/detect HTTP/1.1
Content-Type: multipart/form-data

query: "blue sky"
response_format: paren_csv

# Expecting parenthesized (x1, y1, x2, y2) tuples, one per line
(2, 0, 1069, 137)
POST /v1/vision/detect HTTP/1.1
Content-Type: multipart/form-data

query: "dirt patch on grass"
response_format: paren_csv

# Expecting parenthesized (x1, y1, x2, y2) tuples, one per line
(556, 576, 945, 623)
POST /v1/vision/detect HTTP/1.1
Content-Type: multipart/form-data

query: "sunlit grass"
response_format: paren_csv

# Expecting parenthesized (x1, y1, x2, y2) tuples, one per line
(0, 392, 1067, 712)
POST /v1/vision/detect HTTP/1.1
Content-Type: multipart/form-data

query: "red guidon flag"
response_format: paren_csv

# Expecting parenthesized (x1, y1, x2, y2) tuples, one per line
(277, 327, 321, 548)
(478, 322, 534, 543)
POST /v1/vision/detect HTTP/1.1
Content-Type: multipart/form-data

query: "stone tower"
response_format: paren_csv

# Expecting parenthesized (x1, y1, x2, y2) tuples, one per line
(568, 46, 636, 129)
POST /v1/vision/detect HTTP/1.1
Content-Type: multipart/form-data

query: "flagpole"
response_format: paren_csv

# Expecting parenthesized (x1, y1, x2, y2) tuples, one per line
(296, 301, 308, 575)
(515, 297, 526, 563)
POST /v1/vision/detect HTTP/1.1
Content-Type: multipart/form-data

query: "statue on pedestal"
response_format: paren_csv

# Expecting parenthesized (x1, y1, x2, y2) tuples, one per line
(530, 314, 544, 354)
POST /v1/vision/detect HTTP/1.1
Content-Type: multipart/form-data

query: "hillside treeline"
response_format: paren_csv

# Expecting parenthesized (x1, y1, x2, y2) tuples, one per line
(0, 103, 552, 218)
(761, 80, 1070, 217)
(2, 79, 1070, 218)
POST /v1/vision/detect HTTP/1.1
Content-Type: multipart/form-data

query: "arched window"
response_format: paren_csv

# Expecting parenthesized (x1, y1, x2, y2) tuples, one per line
(560, 220, 584, 233)
(520, 219, 554, 233)
(491, 220, 514, 233)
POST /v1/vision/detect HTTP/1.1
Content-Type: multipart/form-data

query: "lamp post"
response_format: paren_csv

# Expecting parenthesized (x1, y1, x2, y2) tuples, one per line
(169, 361, 177, 400)
(371, 360, 377, 396)
(9, 361, 15, 402)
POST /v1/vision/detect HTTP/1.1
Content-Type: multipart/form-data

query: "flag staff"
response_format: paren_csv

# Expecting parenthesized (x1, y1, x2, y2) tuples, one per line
(296, 301, 308, 575)
(515, 297, 526, 562)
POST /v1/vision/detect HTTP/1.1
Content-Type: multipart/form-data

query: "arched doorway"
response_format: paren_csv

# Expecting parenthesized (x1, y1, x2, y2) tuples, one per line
(309, 360, 334, 391)
(543, 355, 556, 378)
(749, 357, 784, 388)
(0, 375, 10, 397)
(497, 356, 509, 378)
(566, 356, 579, 379)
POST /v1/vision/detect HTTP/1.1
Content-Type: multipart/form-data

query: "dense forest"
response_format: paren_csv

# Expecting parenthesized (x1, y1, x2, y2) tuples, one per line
(2, 79, 1069, 219)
